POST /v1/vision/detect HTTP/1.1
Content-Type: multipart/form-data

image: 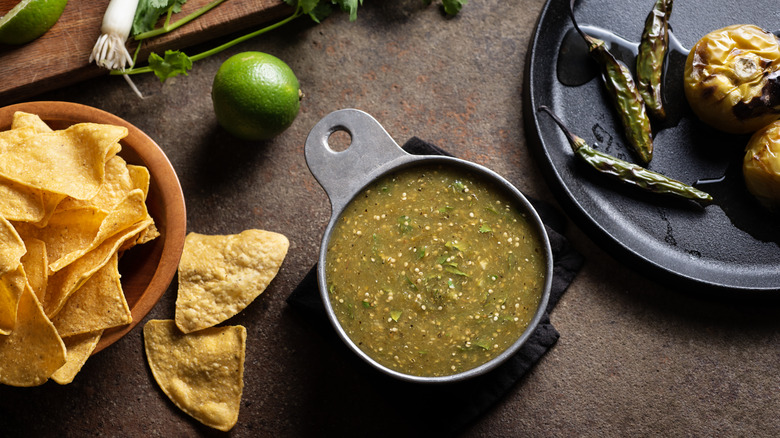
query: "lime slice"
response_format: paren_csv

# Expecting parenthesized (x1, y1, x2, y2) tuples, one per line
(0, 0, 69, 45)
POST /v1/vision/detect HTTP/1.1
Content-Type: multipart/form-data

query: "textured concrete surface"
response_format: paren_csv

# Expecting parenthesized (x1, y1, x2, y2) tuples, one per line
(1, 1, 779, 437)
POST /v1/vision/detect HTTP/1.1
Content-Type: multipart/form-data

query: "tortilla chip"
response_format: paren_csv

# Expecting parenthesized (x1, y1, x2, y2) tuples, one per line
(133, 222, 160, 246)
(11, 111, 53, 133)
(0, 123, 126, 200)
(52, 253, 131, 338)
(57, 156, 149, 213)
(0, 266, 26, 336)
(0, 217, 25, 276)
(0, 126, 36, 151)
(44, 217, 153, 318)
(49, 189, 149, 272)
(126, 164, 151, 198)
(19, 205, 107, 271)
(0, 286, 67, 386)
(175, 230, 289, 333)
(51, 330, 102, 385)
(0, 219, 26, 335)
(20, 237, 47, 301)
(1, 112, 158, 384)
(144, 320, 245, 431)
(0, 176, 50, 222)
(33, 192, 67, 228)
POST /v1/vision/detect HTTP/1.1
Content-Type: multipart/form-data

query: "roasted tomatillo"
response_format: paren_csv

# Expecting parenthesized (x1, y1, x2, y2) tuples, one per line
(684, 24, 780, 134)
(743, 120, 780, 212)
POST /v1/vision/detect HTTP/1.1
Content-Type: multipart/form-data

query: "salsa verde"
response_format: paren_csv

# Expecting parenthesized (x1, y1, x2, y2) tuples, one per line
(325, 164, 547, 377)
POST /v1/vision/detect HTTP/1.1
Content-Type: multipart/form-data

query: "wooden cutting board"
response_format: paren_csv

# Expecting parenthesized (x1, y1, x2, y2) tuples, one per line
(0, 0, 292, 104)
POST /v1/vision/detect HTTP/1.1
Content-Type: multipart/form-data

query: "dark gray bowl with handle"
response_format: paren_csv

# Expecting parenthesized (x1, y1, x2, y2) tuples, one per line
(305, 108, 553, 384)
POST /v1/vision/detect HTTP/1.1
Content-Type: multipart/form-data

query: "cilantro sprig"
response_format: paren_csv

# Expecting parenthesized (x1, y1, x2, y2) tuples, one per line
(113, 0, 465, 83)
(114, 0, 364, 81)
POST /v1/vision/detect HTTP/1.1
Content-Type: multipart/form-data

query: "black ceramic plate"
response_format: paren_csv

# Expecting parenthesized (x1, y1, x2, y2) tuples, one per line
(523, 0, 780, 295)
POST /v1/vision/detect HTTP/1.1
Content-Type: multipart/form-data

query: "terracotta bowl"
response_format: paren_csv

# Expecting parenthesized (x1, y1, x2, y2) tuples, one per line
(0, 101, 187, 354)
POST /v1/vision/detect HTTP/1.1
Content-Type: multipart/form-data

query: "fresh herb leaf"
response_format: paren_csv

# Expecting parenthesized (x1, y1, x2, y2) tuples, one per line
(424, 0, 466, 16)
(390, 310, 402, 321)
(346, 302, 354, 319)
(148, 50, 193, 82)
(442, 0, 467, 16)
(417, 246, 426, 259)
(478, 224, 493, 233)
(472, 338, 490, 350)
(333, 0, 362, 21)
(438, 205, 453, 213)
(444, 266, 469, 277)
(298, 0, 321, 13)
(445, 241, 464, 252)
(133, 0, 187, 36)
(362, 300, 372, 308)
(308, 3, 333, 23)
(452, 180, 466, 192)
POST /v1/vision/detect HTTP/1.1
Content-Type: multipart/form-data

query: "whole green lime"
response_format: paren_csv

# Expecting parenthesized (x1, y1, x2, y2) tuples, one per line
(211, 52, 302, 141)
(0, 0, 68, 45)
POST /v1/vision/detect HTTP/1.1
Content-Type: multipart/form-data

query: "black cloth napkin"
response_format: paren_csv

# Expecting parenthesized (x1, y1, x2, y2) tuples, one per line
(287, 137, 584, 435)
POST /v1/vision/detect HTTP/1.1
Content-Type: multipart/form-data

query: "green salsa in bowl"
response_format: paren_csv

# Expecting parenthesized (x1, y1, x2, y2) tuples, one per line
(305, 109, 552, 383)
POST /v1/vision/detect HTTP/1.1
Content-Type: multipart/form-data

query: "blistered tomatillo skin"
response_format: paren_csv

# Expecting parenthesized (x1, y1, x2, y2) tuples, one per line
(743, 120, 780, 212)
(684, 24, 780, 134)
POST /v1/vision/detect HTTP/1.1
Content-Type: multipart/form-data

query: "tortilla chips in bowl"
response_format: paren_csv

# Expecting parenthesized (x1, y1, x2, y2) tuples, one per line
(0, 101, 186, 385)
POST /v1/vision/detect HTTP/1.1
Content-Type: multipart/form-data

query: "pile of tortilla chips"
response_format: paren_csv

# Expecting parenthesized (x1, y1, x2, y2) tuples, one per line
(0, 112, 158, 387)
(144, 229, 288, 431)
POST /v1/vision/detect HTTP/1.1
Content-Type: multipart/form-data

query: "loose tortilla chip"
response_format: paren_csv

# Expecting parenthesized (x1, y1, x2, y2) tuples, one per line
(175, 230, 289, 333)
(0, 286, 67, 386)
(0, 122, 126, 200)
(51, 330, 102, 385)
(52, 253, 131, 338)
(144, 320, 245, 432)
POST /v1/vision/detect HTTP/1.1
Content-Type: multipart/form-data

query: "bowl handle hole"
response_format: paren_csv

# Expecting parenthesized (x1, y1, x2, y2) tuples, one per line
(327, 128, 352, 152)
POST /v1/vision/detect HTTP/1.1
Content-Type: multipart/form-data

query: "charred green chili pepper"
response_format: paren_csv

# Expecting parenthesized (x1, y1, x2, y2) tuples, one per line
(568, 0, 654, 165)
(538, 106, 712, 205)
(636, 0, 673, 120)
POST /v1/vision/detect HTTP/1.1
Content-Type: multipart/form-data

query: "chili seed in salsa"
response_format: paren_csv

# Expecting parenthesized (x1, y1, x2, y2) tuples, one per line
(325, 164, 547, 377)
